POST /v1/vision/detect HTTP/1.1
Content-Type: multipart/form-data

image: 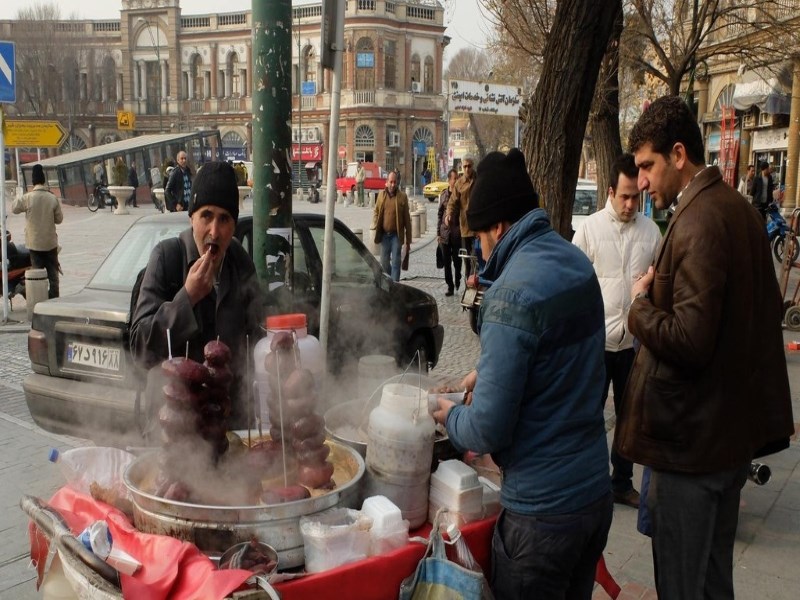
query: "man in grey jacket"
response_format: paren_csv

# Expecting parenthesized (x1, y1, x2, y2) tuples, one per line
(130, 161, 264, 429)
(13, 164, 63, 298)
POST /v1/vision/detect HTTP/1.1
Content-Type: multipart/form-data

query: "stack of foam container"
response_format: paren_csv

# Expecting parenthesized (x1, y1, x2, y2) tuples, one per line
(428, 460, 484, 526)
(361, 495, 410, 556)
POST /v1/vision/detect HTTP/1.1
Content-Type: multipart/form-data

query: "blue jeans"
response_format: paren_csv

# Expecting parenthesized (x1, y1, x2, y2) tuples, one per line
(380, 232, 402, 281)
(491, 493, 613, 599)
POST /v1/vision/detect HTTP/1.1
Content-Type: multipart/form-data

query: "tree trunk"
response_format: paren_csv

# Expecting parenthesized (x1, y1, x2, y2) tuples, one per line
(590, 4, 624, 209)
(521, 0, 622, 238)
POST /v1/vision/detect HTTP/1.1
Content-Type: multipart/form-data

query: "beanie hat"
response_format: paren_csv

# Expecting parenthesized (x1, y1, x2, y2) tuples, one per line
(467, 148, 539, 232)
(32, 164, 45, 185)
(188, 161, 239, 222)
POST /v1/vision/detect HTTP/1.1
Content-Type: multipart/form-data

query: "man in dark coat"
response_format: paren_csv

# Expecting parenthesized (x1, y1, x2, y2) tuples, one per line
(127, 160, 139, 207)
(617, 96, 794, 598)
(130, 161, 264, 431)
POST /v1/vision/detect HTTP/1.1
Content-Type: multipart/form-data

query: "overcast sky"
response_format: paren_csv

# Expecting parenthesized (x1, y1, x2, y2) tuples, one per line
(0, 0, 491, 67)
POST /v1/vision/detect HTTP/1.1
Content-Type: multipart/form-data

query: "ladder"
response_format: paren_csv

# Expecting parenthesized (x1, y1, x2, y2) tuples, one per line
(719, 105, 738, 187)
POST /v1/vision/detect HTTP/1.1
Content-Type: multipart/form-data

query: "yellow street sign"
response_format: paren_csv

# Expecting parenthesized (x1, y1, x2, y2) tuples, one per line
(3, 119, 68, 148)
(117, 110, 135, 130)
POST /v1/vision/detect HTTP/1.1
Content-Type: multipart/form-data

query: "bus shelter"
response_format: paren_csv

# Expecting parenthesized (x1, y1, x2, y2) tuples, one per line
(19, 130, 222, 206)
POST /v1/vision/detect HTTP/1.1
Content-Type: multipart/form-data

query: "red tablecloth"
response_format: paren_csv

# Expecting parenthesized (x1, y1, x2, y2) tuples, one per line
(274, 517, 496, 600)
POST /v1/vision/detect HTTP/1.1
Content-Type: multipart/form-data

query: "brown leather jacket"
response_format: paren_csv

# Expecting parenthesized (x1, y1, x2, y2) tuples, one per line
(447, 174, 475, 238)
(614, 166, 793, 473)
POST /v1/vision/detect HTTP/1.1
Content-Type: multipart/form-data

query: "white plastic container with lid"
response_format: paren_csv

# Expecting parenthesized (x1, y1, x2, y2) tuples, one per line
(253, 313, 324, 423)
(361, 495, 409, 556)
(363, 383, 435, 528)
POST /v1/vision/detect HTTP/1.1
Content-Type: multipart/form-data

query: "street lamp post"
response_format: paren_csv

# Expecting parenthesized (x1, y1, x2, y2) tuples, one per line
(139, 18, 163, 133)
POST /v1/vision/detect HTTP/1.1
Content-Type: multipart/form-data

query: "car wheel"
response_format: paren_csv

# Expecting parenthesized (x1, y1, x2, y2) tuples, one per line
(404, 334, 430, 373)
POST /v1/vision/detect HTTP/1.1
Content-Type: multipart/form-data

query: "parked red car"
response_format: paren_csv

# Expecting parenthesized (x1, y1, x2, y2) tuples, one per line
(335, 162, 388, 195)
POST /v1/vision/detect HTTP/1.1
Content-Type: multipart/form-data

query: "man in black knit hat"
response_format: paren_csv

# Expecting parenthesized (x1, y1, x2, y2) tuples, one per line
(130, 161, 265, 430)
(433, 148, 611, 599)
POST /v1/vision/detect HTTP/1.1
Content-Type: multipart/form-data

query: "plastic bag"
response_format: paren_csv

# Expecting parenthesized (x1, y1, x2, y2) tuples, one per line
(300, 508, 373, 573)
(399, 509, 493, 600)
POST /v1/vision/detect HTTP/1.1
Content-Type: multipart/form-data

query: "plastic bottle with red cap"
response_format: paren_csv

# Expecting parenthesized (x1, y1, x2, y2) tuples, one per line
(253, 313, 324, 426)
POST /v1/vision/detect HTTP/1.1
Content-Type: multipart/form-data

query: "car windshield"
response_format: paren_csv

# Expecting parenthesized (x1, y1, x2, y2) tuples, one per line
(573, 187, 598, 217)
(89, 220, 186, 290)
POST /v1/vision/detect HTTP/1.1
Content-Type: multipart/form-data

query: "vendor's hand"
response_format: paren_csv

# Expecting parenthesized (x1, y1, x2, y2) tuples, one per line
(185, 248, 216, 305)
(436, 236, 442, 244)
(631, 266, 654, 301)
(433, 397, 456, 426)
(444, 214, 451, 227)
(461, 369, 477, 393)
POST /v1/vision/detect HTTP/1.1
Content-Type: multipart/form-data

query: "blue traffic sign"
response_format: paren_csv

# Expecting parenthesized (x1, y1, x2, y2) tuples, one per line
(0, 41, 15, 103)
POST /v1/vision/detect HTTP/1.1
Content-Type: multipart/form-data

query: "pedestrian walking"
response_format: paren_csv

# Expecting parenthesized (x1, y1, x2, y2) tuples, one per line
(373, 171, 412, 281)
(445, 156, 476, 277)
(573, 153, 662, 509)
(12, 164, 63, 299)
(436, 168, 462, 296)
(355, 160, 366, 207)
(165, 151, 193, 212)
(617, 95, 794, 598)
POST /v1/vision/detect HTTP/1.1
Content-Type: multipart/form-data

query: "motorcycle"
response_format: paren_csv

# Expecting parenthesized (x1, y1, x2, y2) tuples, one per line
(1, 231, 32, 302)
(765, 201, 798, 263)
(87, 183, 118, 212)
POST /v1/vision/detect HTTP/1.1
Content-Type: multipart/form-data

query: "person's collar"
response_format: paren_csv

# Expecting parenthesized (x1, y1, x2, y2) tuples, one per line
(676, 164, 709, 205)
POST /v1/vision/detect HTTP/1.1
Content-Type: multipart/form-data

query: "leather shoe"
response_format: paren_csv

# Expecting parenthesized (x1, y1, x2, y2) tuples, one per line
(613, 488, 640, 509)
(445, 287, 454, 297)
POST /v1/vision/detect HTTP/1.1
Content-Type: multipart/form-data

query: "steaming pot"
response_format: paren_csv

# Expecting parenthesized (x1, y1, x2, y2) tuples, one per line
(123, 440, 365, 568)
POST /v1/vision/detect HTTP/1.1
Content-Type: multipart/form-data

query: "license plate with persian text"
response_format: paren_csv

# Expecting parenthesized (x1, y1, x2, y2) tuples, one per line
(66, 342, 121, 371)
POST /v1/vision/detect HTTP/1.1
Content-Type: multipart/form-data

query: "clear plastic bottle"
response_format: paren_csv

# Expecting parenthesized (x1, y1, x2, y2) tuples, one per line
(364, 383, 435, 528)
(253, 313, 324, 425)
(48, 447, 135, 496)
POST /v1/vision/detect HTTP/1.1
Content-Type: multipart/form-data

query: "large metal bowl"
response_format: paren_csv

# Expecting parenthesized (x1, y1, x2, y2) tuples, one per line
(123, 440, 365, 568)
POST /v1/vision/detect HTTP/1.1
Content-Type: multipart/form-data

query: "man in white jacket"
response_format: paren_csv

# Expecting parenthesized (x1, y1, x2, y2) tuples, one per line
(573, 153, 661, 508)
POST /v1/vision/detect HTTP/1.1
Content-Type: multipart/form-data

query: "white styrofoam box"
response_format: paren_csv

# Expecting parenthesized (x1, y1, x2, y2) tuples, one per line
(479, 476, 501, 517)
(428, 481, 483, 515)
(361, 495, 404, 532)
(431, 459, 480, 492)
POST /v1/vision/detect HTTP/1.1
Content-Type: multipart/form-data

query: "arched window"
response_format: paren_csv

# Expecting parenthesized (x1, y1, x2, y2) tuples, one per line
(355, 37, 374, 90)
(355, 124, 375, 147)
(191, 54, 203, 99)
(222, 131, 245, 147)
(424, 56, 434, 93)
(410, 54, 421, 90)
(412, 126, 434, 147)
(714, 83, 736, 112)
(102, 56, 117, 101)
(304, 46, 316, 84)
(384, 40, 396, 90)
(227, 51, 241, 97)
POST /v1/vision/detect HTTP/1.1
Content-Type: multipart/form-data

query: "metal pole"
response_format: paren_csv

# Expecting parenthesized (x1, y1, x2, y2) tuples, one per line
(1, 107, 10, 322)
(252, 0, 293, 285)
(319, 0, 346, 365)
(297, 10, 302, 201)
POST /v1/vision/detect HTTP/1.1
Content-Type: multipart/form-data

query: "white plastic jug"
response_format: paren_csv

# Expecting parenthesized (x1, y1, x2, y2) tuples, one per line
(253, 313, 324, 424)
(364, 383, 435, 528)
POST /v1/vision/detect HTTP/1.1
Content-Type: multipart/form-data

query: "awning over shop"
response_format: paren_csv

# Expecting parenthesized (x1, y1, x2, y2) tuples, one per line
(732, 65, 792, 114)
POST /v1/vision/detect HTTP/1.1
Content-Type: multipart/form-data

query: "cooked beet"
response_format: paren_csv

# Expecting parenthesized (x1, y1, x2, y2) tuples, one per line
(296, 443, 331, 466)
(261, 485, 311, 505)
(203, 340, 231, 367)
(296, 462, 334, 489)
(270, 331, 295, 352)
(161, 357, 210, 385)
(282, 368, 315, 398)
(290, 414, 325, 440)
(292, 432, 325, 453)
